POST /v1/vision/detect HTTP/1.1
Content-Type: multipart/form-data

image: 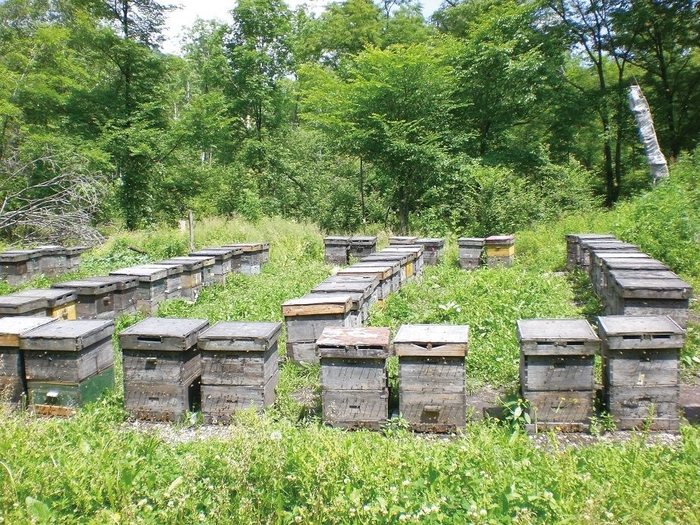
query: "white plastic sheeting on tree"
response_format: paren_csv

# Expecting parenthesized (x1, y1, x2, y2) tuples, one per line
(628, 84, 669, 183)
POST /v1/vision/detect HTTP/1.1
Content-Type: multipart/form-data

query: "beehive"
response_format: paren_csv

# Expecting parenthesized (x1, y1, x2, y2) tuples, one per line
(388, 236, 418, 245)
(198, 321, 282, 424)
(516, 319, 599, 432)
(120, 317, 208, 422)
(110, 266, 168, 315)
(565, 234, 616, 271)
(607, 273, 692, 328)
(598, 261, 672, 307)
(360, 253, 411, 287)
(415, 238, 445, 266)
(457, 238, 484, 270)
(81, 275, 139, 315)
(318, 326, 392, 430)
(382, 245, 425, 281)
(356, 258, 404, 289)
(589, 252, 656, 296)
(0, 295, 48, 317)
(153, 258, 202, 299)
(0, 249, 42, 285)
(348, 236, 377, 259)
(21, 320, 115, 416)
(190, 247, 239, 283)
(322, 275, 380, 309)
(312, 278, 376, 324)
(336, 266, 393, 300)
(15, 289, 77, 320)
(282, 294, 354, 364)
(177, 255, 216, 287)
(0, 316, 56, 412)
(394, 324, 469, 432)
(484, 236, 515, 268)
(324, 236, 350, 265)
(36, 245, 67, 277)
(144, 262, 184, 300)
(65, 246, 89, 272)
(53, 279, 116, 319)
(578, 239, 640, 271)
(223, 243, 264, 275)
(598, 315, 685, 431)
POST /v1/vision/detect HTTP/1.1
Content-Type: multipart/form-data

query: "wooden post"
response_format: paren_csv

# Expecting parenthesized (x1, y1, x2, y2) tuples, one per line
(188, 210, 195, 252)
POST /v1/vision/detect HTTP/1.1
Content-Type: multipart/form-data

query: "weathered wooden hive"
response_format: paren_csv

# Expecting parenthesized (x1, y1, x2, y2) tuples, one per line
(282, 294, 354, 364)
(311, 278, 376, 325)
(600, 264, 674, 309)
(21, 319, 115, 416)
(382, 245, 425, 281)
(589, 251, 656, 297)
(388, 236, 418, 245)
(336, 266, 393, 300)
(80, 275, 139, 316)
(110, 265, 168, 315)
(324, 236, 351, 266)
(14, 289, 77, 320)
(457, 238, 484, 270)
(347, 261, 400, 294)
(308, 289, 364, 328)
(53, 279, 116, 319)
(198, 321, 282, 424)
(0, 316, 56, 412)
(348, 236, 377, 259)
(360, 252, 411, 288)
(394, 324, 469, 432)
(182, 255, 216, 286)
(224, 243, 264, 275)
(190, 247, 239, 283)
(0, 295, 48, 318)
(36, 245, 67, 277)
(144, 262, 184, 300)
(578, 239, 640, 272)
(415, 238, 445, 266)
(356, 257, 404, 290)
(0, 249, 42, 285)
(607, 272, 692, 328)
(565, 233, 616, 271)
(322, 274, 380, 309)
(484, 235, 515, 268)
(154, 258, 203, 300)
(318, 326, 392, 430)
(516, 318, 599, 432)
(597, 315, 685, 431)
(65, 246, 89, 272)
(120, 317, 208, 422)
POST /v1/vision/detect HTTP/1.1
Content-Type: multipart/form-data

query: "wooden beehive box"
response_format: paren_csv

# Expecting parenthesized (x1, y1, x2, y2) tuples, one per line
(457, 238, 484, 270)
(394, 324, 469, 432)
(603, 269, 680, 315)
(323, 236, 350, 265)
(81, 275, 139, 315)
(65, 246, 89, 272)
(110, 266, 168, 315)
(224, 243, 263, 275)
(144, 262, 184, 300)
(15, 289, 77, 320)
(579, 239, 640, 271)
(389, 236, 418, 245)
(0, 295, 48, 317)
(175, 255, 216, 287)
(336, 266, 393, 300)
(53, 279, 116, 319)
(350, 262, 401, 293)
(0, 250, 42, 285)
(120, 317, 208, 422)
(21, 319, 115, 416)
(415, 238, 445, 266)
(608, 274, 692, 328)
(484, 236, 515, 268)
(361, 252, 410, 287)
(516, 319, 599, 432)
(318, 326, 392, 430)
(154, 258, 202, 299)
(382, 245, 425, 281)
(36, 245, 67, 277)
(312, 279, 375, 324)
(589, 252, 656, 297)
(190, 248, 237, 283)
(198, 321, 282, 423)
(348, 236, 377, 259)
(308, 290, 364, 328)
(0, 316, 57, 412)
(282, 294, 354, 364)
(597, 315, 684, 431)
(566, 234, 616, 271)
(322, 275, 380, 308)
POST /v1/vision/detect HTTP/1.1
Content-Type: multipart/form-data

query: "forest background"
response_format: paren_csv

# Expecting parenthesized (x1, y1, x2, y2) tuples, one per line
(1, 0, 699, 243)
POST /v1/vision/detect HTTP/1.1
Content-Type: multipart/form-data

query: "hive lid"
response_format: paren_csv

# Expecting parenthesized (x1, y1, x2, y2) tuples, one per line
(110, 265, 169, 281)
(457, 237, 485, 246)
(119, 317, 209, 352)
(348, 236, 377, 245)
(324, 236, 350, 244)
(282, 294, 353, 316)
(394, 324, 469, 356)
(53, 279, 117, 295)
(353, 260, 401, 272)
(611, 276, 693, 298)
(0, 250, 35, 262)
(0, 295, 48, 313)
(190, 248, 236, 260)
(224, 243, 263, 252)
(203, 246, 245, 256)
(516, 319, 599, 347)
(602, 258, 667, 271)
(35, 245, 66, 256)
(597, 315, 684, 337)
(607, 269, 679, 281)
(485, 235, 515, 244)
(198, 321, 282, 351)
(361, 252, 410, 265)
(415, 238, 445, 247)
(382, 245, 424, 256)
(566, 233, 616, 242)
(0, 316, 57, 346)
(15, 288, 77, 307)
(593, 252, 652, 261)
(64, 246, 89, 255)
(323, 274, 380, 290)
(317, 326, 392, 358)
(312, 280, 374, 298)
(389, 236, 418, 244)
(337, 266, 392, 279)
(20, 319, 114, 351)
(143, 262, 184, 276)
(81, 275, 139, 291)
(580, 239, 638, 250)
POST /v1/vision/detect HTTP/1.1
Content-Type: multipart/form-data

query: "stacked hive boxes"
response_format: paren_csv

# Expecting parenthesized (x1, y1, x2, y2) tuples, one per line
(484, 235, 515, 268)
(14, 289, 77, 320)
(348, 236, 377, 259)
(324, 237, 350, 265)
(53, 279, 116, 319)
(415, 238, 445, 266)
(198, 321, 282, 423)
(318, 327, 392, 430)
(0, 246, 87, 285)
(598, 315, 684, 431)
(517, 319, 599, 431)
(457, 238, 484, 270)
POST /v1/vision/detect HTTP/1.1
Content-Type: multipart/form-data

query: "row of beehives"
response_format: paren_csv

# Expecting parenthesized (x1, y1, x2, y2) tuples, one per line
(517, 316, 686, 432)
(284, 243, 428, 364)
(458, 235, 515, 269)
(0, 243, 269, 320)
(0, 245, 89, 286)
(324, 235, 447, 266)
(566, 233, 693, 328)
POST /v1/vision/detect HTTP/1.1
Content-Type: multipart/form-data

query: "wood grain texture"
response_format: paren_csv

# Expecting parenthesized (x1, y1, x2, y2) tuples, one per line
(201, 346, 278, 386)
(24, 339, 114, 383)
(520, 354, 594, 391)
(201, 372, 278, 424)
(321, 359, 387, 390)
(20, 320, 114, 352)
(122, 349, 201, 385)
(119, 318, 209, 352)
(522, 390, 594, 427)
(399, 391, 466, 432)
(321, 388, 388, 429)
(27, 366, 114, 416)
(123, 379, 200, 422)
